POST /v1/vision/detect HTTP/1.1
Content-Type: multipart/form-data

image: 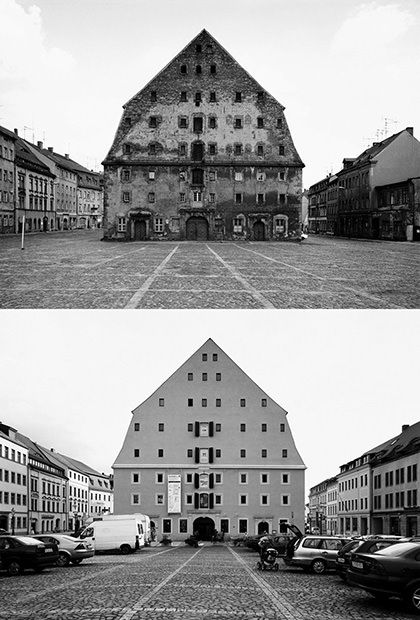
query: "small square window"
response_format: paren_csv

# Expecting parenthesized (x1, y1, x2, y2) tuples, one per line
(261, 473, 268, 484)
(261, 399, 267, 407)
(212, 353, 218, 361)
(181, 64, 187, 74)
(132, 473, 140, 483)
(235, 193, 242, 204)
(179, 145, 187, 157)
(158, 423, 164, 432)
(215, 422, 221, 431)
(210, 64, 216, 74)
(280, 423, 285, 432)
(261, 424, 267, 432)
(279, 171, 285, 180)
(179, 117, 188, 128)
(216, 399, 221, 408)
(148, 192, 155, 203)
(122, 191, 130, 203)
(209, 192, 216, 203)
(209, 91, 216, 102)
(202, 398, 207, 407)
(157, 494, 164, 505)
(277, 118, 283, 128)
(257, 91, 264, 101)
(240, 449, 246, 458)
(151, 91, 157, 102)
(180, 192, 186, 202)
(215, 449, 221, 458)
(209, 144, 216, 155)
(240, 494, 247, 505)
(240, 423, 246, 432)
(149, 117, 157, 128)
(188, 398, 193, 407)
(202, 353, 207, 361)
(180, 91, 187, 102)
(134, 449, 140, 457)
(123, 144, 131, 155)
(186, 494, 193, 505)
(282, 449, 288, 458)
(282, 473, 289, 484)
(215, 473, 222, 484)
(134, 422, 140, 431)
(257, 193, 265, 204)
(196, 44, 202, 53)
(202, 373, 207, 381)
(257, 117, 264, 128)
(234, 145, 242, 156)
(157, 473, 164, 483)
(282, 495, 290, 505)
(187, 423, 193, 432)
(159, 398, 164, 407)
(235, 118, 242, 129)
(279, 145, 285, 155)
(186, 473, 193, 483)
(240, 473, 248, 484)
(122, 169, 131, 181)
(187, 449, 193, 457)
(188, 372, 193, 381)
(216, 373, 221, 381)
(240, 398, 246, 407)
(209, 117, 216, 129)
(257, 145, 264, 156)
(261, 449, 267, 458)
(158, 449, 164, 457)
(235, 92, 242, 102)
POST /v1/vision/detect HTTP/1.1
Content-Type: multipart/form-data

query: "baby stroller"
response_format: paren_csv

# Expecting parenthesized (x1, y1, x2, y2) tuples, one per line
(257, 547, 279, 571)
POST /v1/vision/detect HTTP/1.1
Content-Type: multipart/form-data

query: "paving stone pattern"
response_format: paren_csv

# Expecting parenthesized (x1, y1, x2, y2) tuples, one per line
(0, 230, 418, 308)
(0, 544, 416, 620)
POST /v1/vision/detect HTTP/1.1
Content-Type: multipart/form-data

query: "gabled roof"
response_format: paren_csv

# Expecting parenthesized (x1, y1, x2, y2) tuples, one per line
(0, 125, 17, 140)
(125, 29, 283, 109)
(0, 429, 28, 450)
(366, 421, 420, 464)
(15, 138, 55, 177)
(42, 448, 109, 478)
(15, 432, 66, 475)
(339, 128, 412, 173)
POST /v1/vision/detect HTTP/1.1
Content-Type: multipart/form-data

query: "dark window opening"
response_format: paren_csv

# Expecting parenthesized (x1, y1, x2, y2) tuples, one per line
(193, 117, 203, 132)
(235, 118, 242, 129)
(279, 145, 285, 155)
(209, 144, 216, 155)
(235, 92, 242, 102)
(192, 168, 204, 185)
(209, 91, 216, 102)
(257, 117, 264, 128)
(234, 144, 242, 156)
(151, 91, 157, 102)
(196, 44, 202, 53)
(149, 117, 157, 128)
(188, 398, 193, 407)
(209, 117, 216, 129)
(192, 143, 204, 161)
(196, 65, 202, 74)
(257, 91, 264, 102)
(277, 118, 283, 128)
(180, 91, 187, 102)
(257, 145, 264, 156)
(181, 64, 187, 74)
(210, 64, 216, 74)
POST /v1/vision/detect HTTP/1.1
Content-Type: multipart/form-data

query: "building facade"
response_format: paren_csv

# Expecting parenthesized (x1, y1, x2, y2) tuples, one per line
(337, 456, 371, 536)
(308, 127, 420, 241)
(0, 126, 17, 234)
(0, 428, 28, 534)
(113, 339, 305, 541)
(103, 30, 304, 241)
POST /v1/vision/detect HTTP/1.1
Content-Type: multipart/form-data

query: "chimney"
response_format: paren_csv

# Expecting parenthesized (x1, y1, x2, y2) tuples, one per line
(406, 127, 413, 136)
(402, 424, 410, 432)
(37, 141, 43, 149)
(14, 128, 18, 136)
(65, 153, 69, 159)
(48, 147, 53, 152)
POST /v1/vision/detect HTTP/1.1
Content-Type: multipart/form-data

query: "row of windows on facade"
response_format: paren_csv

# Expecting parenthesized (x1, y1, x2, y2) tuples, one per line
(0, 469, 27, 485)
(30, 499, 65, 513)
(373, 489, 418, 510)
(0, 444, 27, 464)
(30, 478, 64, 496)
(147, 116, 283, 131)
(122, 169, 287, 183)
(90, 492, 111, 501)
(0, 144, 14, 160)
(131, 87, 271, 109)
(134, 421, 285, 434)
(338, 474, 368, 492)
(339, 498, 369, 512)
(373, 464, 418, 489)
(122, 143, 285, 157)
(133, 447, 289, 460)
(154, 396, 277, 409)
(139, 516, 289, 536)
(131, 491, 291, 508)
(0, 491, 27, 506)
(131, 471, 290, 485)
(122, 190, 288, 206)
(70, 486, 88, 499)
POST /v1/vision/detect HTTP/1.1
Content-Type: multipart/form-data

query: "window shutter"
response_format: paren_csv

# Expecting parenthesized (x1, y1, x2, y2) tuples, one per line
(195, 421, 200, 437)
(195, 447, 200, 463)
(209, 473, 214, 489)
(209, 447, 214, 463)
(194, 473, 199, 489)
(209, 493, 214, 509)
(194, 493, 199, 509)
(209, 421, 214, 437)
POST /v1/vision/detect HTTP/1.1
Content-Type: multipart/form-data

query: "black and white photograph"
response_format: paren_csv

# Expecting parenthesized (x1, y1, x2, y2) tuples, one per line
(0, 0, 419, 618)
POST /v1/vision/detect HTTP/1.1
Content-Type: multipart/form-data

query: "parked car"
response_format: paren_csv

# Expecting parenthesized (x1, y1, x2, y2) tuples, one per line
(0, 529, 9, 535)
(284, 535, 351, 574)
(32, 535, 94, 566)
(0, 535, 58, 576)
(348, 541, 420, 614)
(336, 536, 410, 582)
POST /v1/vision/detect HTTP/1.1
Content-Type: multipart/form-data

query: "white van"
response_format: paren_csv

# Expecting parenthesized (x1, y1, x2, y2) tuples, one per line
(79, 517, 145, 554)
(102, 514, 151, 546)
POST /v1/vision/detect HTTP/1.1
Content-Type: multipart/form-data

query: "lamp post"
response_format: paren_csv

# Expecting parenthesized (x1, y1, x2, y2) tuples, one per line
(10, 508, 15, 535)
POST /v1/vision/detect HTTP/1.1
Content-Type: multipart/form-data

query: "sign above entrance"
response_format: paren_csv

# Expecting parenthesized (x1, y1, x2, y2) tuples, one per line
(168, 474, 181, 513)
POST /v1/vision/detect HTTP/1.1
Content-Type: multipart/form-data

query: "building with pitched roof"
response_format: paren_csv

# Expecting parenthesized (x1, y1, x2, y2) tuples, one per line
(113, 339, 305, 541)
(308, 127, 420, 240)
(103, 29, 304, 241)
(0, 125, 17, 234)
(0, 427, 29, 534)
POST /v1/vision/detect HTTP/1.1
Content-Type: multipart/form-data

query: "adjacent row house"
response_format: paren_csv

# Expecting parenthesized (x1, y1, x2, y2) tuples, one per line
(308, 422, 420, 537)
(103, 29, 304, 241)
(0, 422, 113, 535)
(0, 125, 104, 234)
(308, 127, 420, 241)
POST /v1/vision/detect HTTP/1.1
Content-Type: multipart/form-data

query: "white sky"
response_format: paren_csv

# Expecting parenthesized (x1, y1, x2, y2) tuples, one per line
(0, 0, 419, 185)
(0, 310, 418, 496)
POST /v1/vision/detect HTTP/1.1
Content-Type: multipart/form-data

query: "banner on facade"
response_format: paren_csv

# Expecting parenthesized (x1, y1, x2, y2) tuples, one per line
(167, 474, 181, 513)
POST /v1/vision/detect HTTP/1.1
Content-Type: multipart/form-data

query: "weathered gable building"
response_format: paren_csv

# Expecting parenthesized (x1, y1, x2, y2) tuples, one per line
(113, 339, 305, 541)
(103, 30, 304, 241)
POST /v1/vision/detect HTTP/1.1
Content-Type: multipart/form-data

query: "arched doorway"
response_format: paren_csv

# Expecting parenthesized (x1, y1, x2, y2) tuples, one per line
(258, 521, 269, 535)
(134, 219, 147, 241)
(193, 516, 215, 541)
(186, 217, 209, 240)
(253, 220, 265, 241)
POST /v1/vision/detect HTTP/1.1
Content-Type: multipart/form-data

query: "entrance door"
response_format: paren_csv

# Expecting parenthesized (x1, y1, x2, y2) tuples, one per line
(134, 219, 147, 241)
(258, 521, 269, 535)
(186, 217, 209, 240)
(253, 220, 265, 241)
(193, 517, 215, 541)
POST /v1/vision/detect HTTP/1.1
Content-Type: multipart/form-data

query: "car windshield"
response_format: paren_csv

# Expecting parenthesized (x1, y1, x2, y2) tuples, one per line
(14, 536, 42, 545)
(375, 542, 420, 556)
(341, 540, 362, 553)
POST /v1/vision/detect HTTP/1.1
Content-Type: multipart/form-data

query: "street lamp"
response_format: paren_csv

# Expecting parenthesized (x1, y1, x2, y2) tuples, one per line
(10, 508, 15, 535)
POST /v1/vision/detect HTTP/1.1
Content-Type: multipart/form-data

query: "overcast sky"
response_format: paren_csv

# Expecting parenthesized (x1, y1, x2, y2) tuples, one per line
(1, 0, 419, 186)
(0, 310, 418, 496)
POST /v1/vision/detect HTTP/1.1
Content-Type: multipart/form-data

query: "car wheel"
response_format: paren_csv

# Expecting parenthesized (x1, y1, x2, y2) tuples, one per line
(56, 552, 70, 567)
(71, 559, 83, 565)
(120, 544, 132, 555)
(7, 561, 22, 576)
(405, 583, 420, 614)
(311, 559, 326, 574)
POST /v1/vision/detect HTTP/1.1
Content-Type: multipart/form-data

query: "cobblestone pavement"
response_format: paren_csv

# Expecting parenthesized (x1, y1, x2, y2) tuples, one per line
(0, 230, 419, 308)
(0, 544, 417, 620)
